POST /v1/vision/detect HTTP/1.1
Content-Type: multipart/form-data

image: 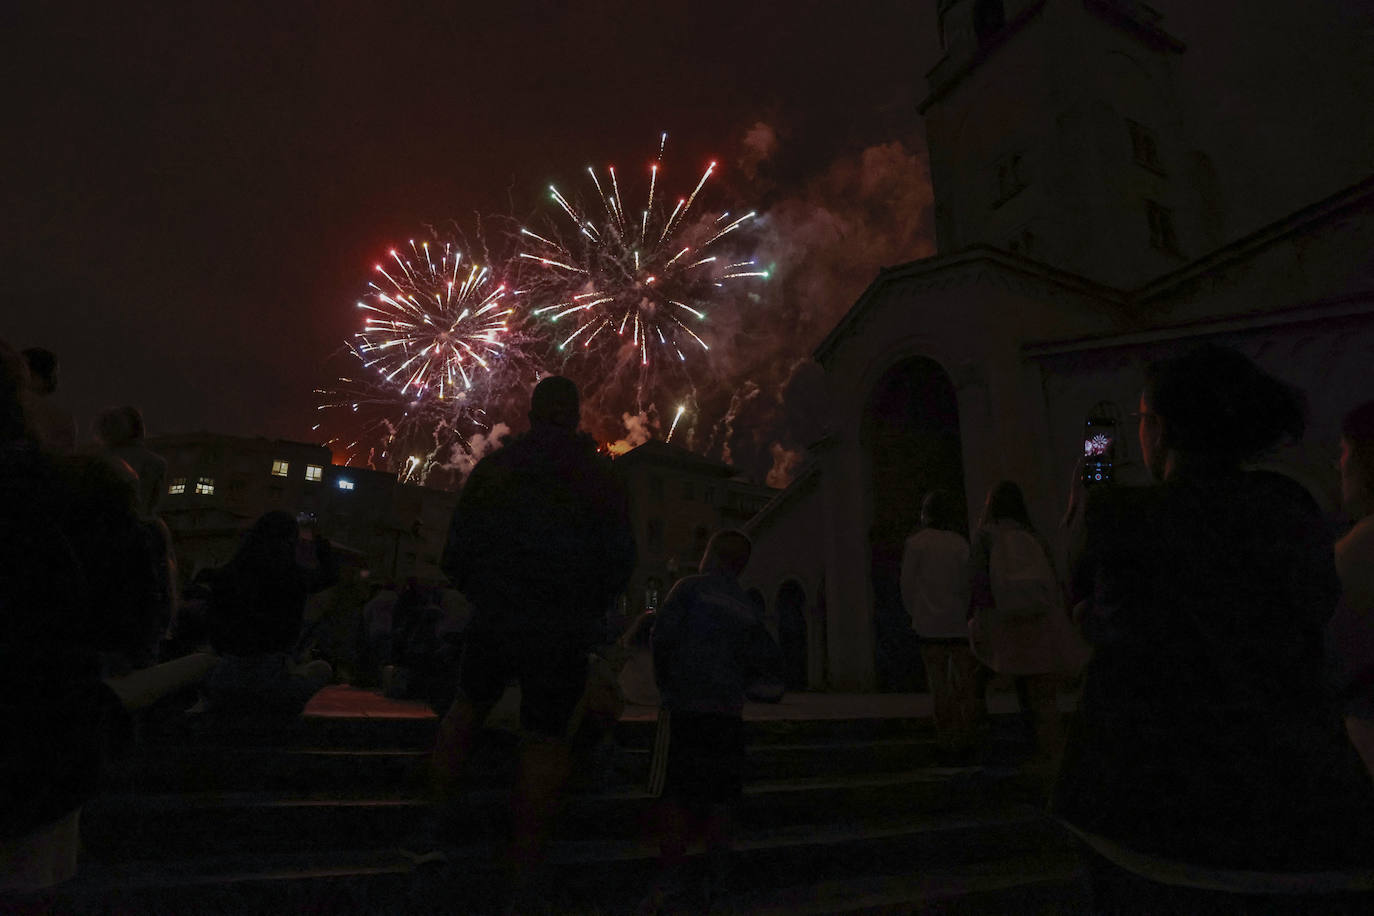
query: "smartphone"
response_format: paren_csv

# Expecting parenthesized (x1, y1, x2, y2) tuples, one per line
(1081, 416, 1116, 486)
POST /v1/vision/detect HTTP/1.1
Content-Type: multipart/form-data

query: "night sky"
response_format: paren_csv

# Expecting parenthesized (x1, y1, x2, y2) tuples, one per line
(7, 1, 1371, 484)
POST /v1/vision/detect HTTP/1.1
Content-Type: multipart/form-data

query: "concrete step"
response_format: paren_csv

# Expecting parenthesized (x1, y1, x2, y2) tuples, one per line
(143, 711, 440, 750)
(108, 733, 1029, 796)
(55, 812, 1083, 914)
(107, 746, 430, 794)
(82, 767, 1047, 861)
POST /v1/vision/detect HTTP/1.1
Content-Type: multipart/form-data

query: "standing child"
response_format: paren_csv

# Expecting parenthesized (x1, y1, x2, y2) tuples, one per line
(643, 529, 781, 912)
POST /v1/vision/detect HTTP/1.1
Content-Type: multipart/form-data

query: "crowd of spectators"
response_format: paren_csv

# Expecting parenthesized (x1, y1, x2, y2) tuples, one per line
(6, 338, 1374, 913)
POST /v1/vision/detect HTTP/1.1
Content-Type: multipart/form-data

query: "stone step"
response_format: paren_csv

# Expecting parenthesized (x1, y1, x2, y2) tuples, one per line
(141, 709, 1047, 755)
(144, 711, 440, 750)
(107, 746, 430, 794)
(56, 814, 1083, 914)
(108, 732, 1029, 795)
(82, 768, 1046, 861)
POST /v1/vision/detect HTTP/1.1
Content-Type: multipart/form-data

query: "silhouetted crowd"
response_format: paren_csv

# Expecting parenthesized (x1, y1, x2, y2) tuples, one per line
(4, 338, 1374, 914)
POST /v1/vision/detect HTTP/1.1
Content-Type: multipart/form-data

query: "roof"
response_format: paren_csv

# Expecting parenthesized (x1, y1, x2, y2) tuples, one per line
(614, 440, 737, 478)
(816, 172, 1374, 367)
(812, 245, 1128, 365)
(744, 458, 822, 537)
(146, 431, 330, 454)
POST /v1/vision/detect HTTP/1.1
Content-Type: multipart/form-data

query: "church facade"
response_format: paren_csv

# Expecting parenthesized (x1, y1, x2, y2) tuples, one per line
(741, 0, 1374, 691)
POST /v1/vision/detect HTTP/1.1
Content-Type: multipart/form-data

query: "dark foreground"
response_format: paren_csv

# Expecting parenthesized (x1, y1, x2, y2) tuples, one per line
(11, 687, 1087, 914)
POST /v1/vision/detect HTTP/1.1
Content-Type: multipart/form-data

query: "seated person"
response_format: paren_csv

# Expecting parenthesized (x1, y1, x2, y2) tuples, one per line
(203, 511, 337, 715)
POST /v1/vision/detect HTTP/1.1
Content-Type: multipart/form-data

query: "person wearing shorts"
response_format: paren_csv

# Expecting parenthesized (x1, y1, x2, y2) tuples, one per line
(646, 529, 775, 910)
(425, 376, 635, 904)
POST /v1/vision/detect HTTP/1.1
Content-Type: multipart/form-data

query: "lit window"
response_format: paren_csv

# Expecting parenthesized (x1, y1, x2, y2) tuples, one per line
(194, 477, 215, 495)
(338, 478, 355, 491)
(168, 478, 186, 495)
(271, 459, 289, 477)
(306, 464, 323, 482)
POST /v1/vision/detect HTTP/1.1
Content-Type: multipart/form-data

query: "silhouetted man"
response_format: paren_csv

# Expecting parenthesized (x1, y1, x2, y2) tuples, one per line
(428, 376, 635, 900)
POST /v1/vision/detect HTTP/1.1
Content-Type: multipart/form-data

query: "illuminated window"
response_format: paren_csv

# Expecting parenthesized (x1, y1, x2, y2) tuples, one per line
(271, 459, 289, 477)
(194, 477, 215, 495)
(306, 464, 323, 482)
(168, 478, 186, 495)
(337, 478, 355, 491)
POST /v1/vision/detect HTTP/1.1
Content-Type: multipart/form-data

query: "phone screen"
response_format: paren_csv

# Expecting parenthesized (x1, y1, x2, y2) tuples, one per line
(1082, 418, 1116, 486)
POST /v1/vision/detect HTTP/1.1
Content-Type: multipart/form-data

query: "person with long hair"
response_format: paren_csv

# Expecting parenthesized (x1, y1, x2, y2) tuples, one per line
(1056, 344, 1374, 912)
(969, 480, 1067, 774)
(202, 510, 336, 714)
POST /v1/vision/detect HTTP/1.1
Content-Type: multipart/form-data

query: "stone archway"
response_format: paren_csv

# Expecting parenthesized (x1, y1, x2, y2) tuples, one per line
(776, 580, 808, 690)
(861, 356, 967, 691)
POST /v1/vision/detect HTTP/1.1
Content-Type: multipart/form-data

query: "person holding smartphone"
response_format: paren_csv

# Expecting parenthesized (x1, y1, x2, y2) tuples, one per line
(1054, 345, 1374, 912)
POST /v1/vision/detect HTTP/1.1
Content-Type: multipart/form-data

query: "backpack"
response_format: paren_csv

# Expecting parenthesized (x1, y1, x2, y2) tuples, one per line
(971, 525, 1092, 675)
(989, 527, 1059, 618)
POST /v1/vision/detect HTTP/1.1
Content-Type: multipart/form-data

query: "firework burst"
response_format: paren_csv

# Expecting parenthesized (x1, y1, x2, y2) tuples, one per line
(354, 238, 516, 400)
(518, 133, 767, 405)
(316, 235, 540, 486)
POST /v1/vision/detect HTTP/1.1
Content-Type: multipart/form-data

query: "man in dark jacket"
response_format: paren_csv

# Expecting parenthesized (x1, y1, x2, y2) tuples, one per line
(426, 376, 635, 892)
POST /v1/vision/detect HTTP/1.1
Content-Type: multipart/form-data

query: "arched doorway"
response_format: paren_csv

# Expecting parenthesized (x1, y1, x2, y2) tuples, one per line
(776, 580, 808, 690)
(862, 356, 966, 691)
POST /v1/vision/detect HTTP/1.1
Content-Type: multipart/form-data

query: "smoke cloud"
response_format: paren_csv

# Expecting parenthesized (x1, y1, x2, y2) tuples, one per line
(738, 121, 779, 180)
(446, 421, 512, 479)
(690, 124, 935, 487)
(607, 409, 655, 456)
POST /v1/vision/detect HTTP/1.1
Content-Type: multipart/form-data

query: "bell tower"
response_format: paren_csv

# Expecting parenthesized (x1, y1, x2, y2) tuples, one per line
(922, 0, 1223, 289)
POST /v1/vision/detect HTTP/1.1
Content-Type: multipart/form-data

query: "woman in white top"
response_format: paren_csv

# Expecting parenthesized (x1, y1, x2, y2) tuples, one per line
(900, 489, 978, 762)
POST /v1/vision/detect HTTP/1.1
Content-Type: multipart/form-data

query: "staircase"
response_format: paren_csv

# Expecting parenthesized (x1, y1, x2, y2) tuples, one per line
(35, 689, 1088, 914)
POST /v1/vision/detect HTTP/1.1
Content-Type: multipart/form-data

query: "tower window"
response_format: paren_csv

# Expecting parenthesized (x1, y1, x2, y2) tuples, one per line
(1145, 199, 1179, 253)
(194, 477, 215, 495)
(271, 458, 289, 477)
(1128, 119, 1163, 172)
(168, 478, 186, 495)
(306, 464, 323, 482)
(993, 153, 1028, 206)
(973, 0, 1006, 45)
(337, 478, 355, 491)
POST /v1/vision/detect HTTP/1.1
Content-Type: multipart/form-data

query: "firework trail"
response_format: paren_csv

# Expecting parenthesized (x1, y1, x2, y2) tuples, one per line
(666, 404, 686, 443)
(517, 134, 768, 414)
(314, 365, 496, 486)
